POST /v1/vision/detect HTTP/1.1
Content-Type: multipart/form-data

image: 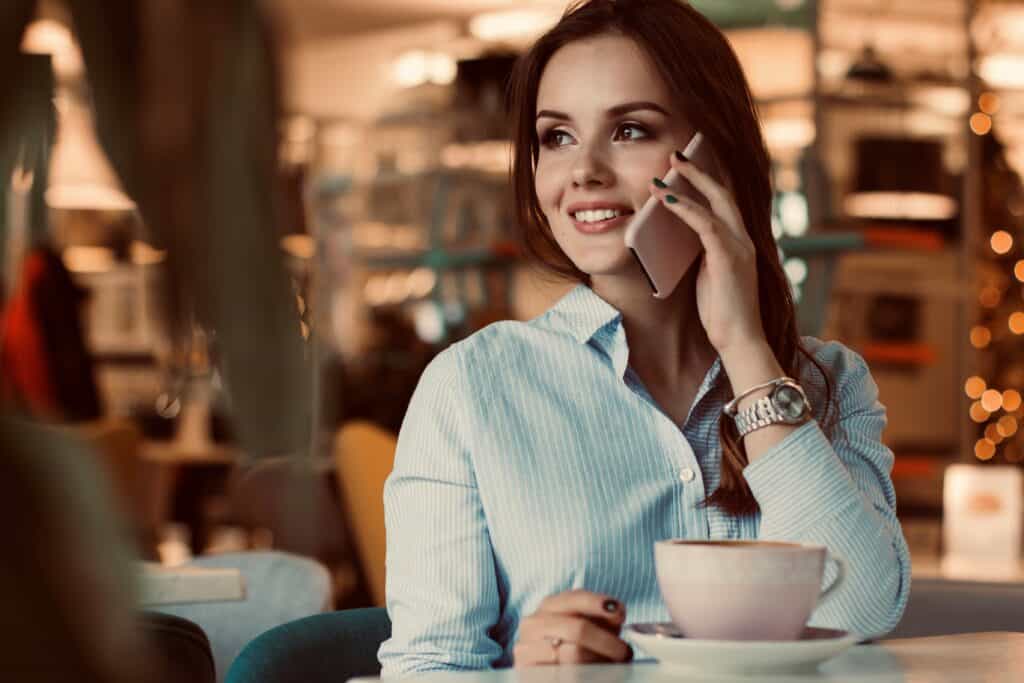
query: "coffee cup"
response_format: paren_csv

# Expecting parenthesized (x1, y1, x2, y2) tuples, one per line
(654, 540, 846, 641)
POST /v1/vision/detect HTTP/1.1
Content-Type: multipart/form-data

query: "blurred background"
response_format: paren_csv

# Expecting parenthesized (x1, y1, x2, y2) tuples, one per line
(4, 0, 1024, 679)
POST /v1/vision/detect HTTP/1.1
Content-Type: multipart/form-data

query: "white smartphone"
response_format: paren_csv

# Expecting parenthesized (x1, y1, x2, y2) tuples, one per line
(624, 131, 705, 299)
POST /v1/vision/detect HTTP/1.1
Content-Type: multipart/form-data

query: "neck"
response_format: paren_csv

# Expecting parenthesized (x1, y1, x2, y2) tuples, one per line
(590, 267, 716, 389)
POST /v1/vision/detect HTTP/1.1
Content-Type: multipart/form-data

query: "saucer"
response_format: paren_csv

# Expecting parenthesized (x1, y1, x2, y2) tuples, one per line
(625, 622, 859, 676)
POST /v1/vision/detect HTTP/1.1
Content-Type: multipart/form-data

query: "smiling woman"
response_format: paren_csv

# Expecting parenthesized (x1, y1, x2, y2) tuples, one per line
(379, 0, 910, 675)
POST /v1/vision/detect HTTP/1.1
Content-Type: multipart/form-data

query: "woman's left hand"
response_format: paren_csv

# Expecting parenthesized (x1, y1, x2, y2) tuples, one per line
(648, 151, 766, 355)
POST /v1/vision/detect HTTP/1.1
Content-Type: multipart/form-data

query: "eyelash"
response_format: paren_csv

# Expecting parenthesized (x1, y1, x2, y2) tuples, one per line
(539, 122, 653, 148)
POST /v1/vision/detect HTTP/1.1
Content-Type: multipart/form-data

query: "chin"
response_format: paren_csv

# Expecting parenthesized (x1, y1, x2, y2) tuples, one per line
(567, 250, 634, 278)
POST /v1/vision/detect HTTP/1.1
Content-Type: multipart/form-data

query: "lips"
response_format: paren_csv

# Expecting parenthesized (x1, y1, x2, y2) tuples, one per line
(566, 202, 635, 235)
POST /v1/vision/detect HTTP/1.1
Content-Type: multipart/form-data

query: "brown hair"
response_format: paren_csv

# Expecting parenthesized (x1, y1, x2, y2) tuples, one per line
(507, 0, 835, 516)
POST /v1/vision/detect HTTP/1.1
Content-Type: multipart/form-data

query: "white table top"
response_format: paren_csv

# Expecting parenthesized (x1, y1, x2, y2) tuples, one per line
(355, 632, 1024, 683)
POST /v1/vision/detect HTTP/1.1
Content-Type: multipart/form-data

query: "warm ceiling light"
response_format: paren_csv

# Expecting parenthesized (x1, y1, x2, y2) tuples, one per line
(970, 400, 991, 423)
(965, 376, 987, 399)
(978, 54, 1024, 90)
(979, 92, 1001, 115)
(762, 117, 816, 151)
(982, 388, 1005, 412)
(130, 240, 166, 265)
(985, 423, 1004, 444)
(21, 19, 83, 79)
(1016, 260, 1024, 282)
(1010, 312, 1024, 335)
(392, 51, 457, 88)
(843, 192, 958, 221)
(1004, 389, 1023, 412)
(47, 97, 136, 211)
(974, 438, 996, 461)
(970, 112, 993, 136)
(992, 230, 1014, 254)
(998, 415, 1019, 437)
(970, 325, 992, 348)
(469, 9, 560, 42)
(62, 245, 115, 273)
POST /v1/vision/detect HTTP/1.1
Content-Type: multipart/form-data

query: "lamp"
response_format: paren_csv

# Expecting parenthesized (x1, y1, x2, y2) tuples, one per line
(46, 95, 137, 211)
(845, 44, 893, 83)
(21, 18, 135, 211)
(843, 137, 958, 221)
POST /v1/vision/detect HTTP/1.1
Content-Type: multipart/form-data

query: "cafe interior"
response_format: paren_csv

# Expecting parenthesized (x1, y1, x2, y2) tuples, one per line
(3, 0, 1024, 681)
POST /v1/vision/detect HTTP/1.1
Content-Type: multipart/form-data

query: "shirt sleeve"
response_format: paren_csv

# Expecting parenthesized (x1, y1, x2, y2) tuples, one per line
(378, 346, 504, 676)
(742, 346, 911, 639)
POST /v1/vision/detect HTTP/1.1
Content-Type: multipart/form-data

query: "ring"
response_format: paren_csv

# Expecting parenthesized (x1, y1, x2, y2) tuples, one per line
(545, 636, 563, 663)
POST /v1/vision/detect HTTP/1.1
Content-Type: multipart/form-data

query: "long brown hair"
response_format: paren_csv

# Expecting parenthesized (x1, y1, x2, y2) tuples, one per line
(507, 0, 835, 516)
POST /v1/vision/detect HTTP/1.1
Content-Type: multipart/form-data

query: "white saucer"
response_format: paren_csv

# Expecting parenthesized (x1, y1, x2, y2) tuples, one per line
(626, 622, 859, 676)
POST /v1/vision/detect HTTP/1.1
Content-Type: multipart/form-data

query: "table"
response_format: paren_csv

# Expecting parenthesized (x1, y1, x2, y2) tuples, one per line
(912, 554, 1024, 583)
(354, 633, 1024, 683)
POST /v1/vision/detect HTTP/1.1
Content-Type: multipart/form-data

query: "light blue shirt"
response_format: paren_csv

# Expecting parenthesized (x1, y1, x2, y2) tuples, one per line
(379, 284, 910, 675)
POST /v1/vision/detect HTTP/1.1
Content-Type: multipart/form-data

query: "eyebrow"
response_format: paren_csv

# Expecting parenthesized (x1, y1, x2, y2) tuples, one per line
(535, 100, 670, 122)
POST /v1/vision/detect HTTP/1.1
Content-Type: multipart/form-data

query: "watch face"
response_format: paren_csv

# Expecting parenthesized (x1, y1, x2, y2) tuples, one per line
(775, 385, 808, 421)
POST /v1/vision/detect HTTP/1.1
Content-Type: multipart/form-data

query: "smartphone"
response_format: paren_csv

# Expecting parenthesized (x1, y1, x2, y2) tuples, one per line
(624, 131, 705, 299)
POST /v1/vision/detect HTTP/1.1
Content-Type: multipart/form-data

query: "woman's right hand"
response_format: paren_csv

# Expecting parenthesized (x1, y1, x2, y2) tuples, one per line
(513, 590, 633, 667)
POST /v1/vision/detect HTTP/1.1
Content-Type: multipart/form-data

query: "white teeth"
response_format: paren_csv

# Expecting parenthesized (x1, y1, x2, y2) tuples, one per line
(573, 209, 622, 223)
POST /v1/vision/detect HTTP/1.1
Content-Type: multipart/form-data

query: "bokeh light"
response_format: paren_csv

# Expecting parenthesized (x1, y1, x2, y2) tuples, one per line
(982, 389, 1004, 412)
(975, 438, 997, 460)
(965, 376, 987, 399)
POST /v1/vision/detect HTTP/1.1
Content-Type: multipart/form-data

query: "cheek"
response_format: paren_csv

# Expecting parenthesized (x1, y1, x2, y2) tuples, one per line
(615, 148, 672, 204)
(533, 158, 565, 213)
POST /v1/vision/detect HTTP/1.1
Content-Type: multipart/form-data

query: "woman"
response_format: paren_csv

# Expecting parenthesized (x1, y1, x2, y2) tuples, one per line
(379, 0, 910, 673)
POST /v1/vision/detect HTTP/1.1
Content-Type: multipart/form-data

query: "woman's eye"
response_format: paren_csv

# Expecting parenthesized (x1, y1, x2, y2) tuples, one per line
(541, 129, 575, 148)
(615, 123, 651, 141)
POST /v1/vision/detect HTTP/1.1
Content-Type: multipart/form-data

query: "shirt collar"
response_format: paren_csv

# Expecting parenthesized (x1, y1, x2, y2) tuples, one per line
(549, 284, 726, 404)
(550, 284, 624, 346)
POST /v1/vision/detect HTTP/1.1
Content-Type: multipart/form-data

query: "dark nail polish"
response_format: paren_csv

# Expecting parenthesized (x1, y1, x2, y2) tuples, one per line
(603, 599, 619, 613)
(675, 150, 688, 162)
(652, 177, 667, 189)
(665, 194, 679, 204)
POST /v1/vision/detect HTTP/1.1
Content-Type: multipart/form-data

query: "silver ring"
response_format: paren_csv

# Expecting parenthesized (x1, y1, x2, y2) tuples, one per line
(545, 636, 563, 663)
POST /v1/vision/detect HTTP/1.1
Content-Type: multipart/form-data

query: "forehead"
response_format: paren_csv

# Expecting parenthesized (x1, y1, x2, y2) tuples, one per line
(536, 34, 672, 115)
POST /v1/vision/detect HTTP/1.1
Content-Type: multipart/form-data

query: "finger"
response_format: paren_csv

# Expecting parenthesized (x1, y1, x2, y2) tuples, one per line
(537, 591, 626, 629)
(670, 152, 744, 233)
(648, 184, 720, 239)
(539, 615, 632, 662)
(554, 643, 604, 665)
(512, 640, 603, 667)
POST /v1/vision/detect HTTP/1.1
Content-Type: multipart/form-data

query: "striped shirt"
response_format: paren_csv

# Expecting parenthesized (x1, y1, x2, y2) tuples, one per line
(379, 284, 910, 675)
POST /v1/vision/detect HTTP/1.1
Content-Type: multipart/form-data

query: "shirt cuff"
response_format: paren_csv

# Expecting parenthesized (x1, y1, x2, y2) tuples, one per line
(742, 420, 862, 539)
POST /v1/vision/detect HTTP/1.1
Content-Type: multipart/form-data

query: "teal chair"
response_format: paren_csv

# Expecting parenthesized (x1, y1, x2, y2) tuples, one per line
(225, 608, 390, 683)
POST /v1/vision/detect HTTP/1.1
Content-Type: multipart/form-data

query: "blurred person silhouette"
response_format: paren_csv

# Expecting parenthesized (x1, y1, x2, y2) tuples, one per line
(1, 244, 102, 421)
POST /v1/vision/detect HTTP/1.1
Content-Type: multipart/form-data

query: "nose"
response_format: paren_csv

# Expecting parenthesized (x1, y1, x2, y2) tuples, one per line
(571, 144, 613, 189)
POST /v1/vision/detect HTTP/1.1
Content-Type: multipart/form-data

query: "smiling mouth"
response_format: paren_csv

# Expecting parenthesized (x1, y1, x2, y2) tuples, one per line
(570, 208, 634, 233)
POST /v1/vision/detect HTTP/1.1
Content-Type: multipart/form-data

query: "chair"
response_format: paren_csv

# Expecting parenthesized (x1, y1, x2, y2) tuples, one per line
(154, 551, 332, 681)
(333, 421, 398, 606)
(74, 417, 172, 551)
(225, 607, 391, 683)
(887, 577, 1024, 639)
(141, 611, 217, 683)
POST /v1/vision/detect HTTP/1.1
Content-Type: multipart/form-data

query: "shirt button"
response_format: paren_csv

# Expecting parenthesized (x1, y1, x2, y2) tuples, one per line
(679, 468, 696, 483)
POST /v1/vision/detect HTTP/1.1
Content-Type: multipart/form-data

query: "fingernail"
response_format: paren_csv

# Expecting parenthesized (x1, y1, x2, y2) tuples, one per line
(675, 150, 688, 162)
(652, 177, 667, 189)
(603, 599, 619, 613)
(664, 194, 679, 204)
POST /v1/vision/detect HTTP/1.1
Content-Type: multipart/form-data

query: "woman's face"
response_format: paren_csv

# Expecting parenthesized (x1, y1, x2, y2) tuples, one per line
(534, 34, 697, 279)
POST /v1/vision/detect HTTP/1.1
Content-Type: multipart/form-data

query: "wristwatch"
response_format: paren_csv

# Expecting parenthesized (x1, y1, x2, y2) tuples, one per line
(724, 377, 812, 439)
